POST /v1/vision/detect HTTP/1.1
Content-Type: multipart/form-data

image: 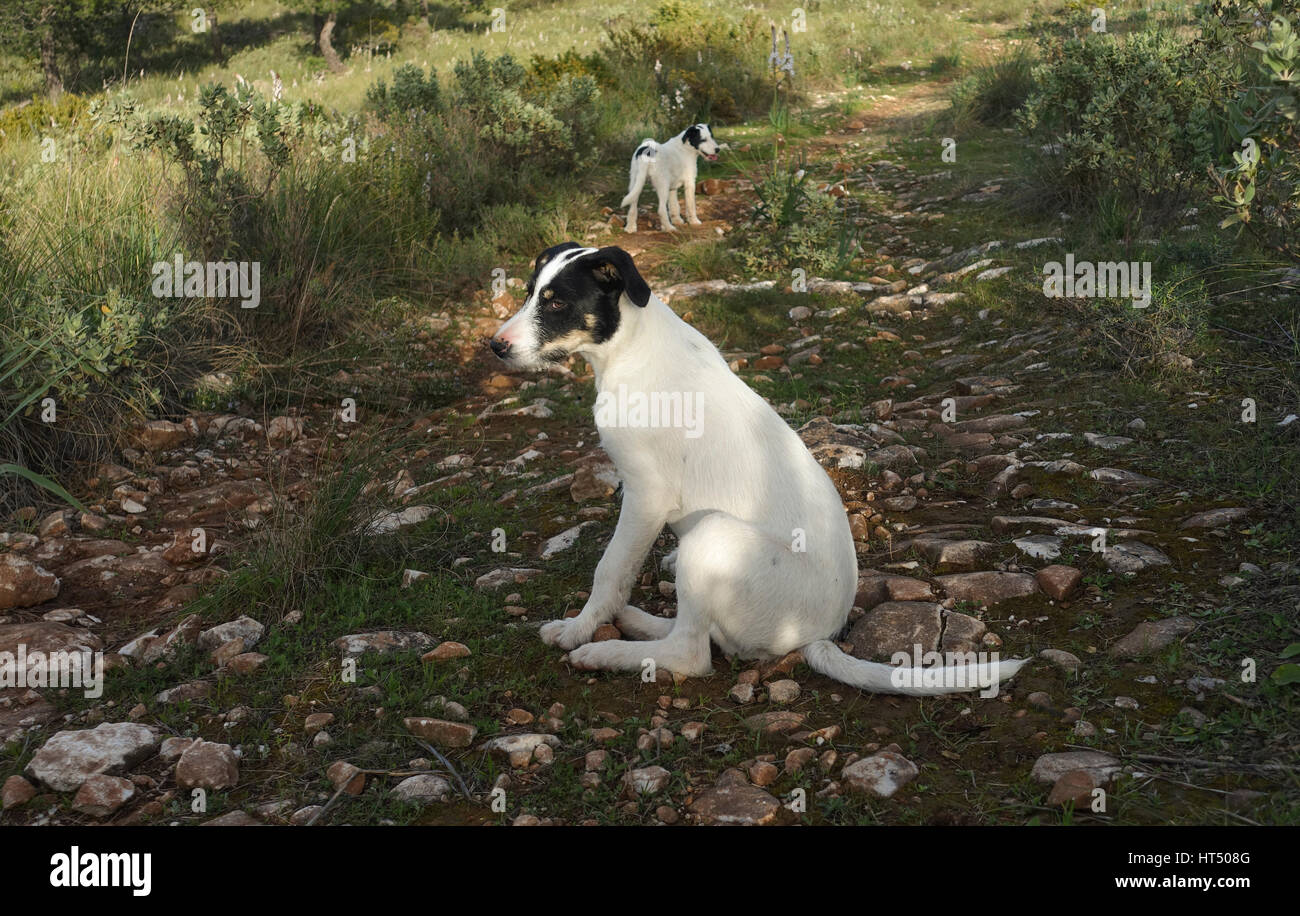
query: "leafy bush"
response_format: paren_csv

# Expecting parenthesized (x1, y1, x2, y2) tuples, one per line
(602, 0, 770, 130)
(365, 55, 601, 234)
(1019, 28, 1233, 220)
(1209, 12, 1300, 259)
(0, 92, 89, 140)
(452, 51, 600, 165)
(92, 83, 301, 258)
(739, 155, 855, 276)
(365, 62, 442, 118)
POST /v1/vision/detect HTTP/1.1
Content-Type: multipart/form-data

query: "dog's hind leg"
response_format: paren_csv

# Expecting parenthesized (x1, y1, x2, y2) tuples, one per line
(614, 605, 675, 640)
(669, 511, 838, 658)
(621, 148, 652, 233)
(659, 548, 679, 575)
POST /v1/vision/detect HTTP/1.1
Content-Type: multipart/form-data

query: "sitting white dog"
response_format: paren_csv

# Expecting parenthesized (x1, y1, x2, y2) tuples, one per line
(620, 124, 720, 233)
(489, 242, 1026, 695)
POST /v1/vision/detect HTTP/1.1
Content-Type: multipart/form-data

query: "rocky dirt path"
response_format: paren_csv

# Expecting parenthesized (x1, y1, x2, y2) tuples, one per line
(2, 94, 1293, 826)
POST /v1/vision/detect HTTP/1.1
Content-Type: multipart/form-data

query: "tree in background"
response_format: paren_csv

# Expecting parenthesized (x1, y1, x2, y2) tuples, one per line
(0, 0, 186, 99)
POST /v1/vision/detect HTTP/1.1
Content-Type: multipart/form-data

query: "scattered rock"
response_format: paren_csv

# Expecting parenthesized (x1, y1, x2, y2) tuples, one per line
(1030, 751, 1121, 785)
(72, 774, 135, 817)
(175, 740, 239, 791)
(26, 722, 161, 792)
(624, 766, 671, 796)
(197, 616, 264, 652)
(540, 522, 598, 559)
(0, 554, 60, 610)
(847, 601, 941, 660)
(1047, 770, 1097, 807)
(935, 571, 1037, 605)
(841, 751, 919, 798)
(1180, 507, 1249, 529)
(1015, 535, 1062, 560)
(1039, 649, 1082, 674)
(327, 761, 365, 795)
(482, 733, 561, 768)
(1102, 542, 1171, 575)
(1089, 467, 1163, 491)
(688, 773, 783, 825)
(1109, 617, 1196, 658)
(474, 568, 543, 591)
(1035, 565, 1083, 601)
(334, 630, 438, 658)
(2, 775, 37, 810)
(403, 718, 477, 748)
(392, 774, 451, 804)
(421, 641, 471, 663)
(767, 679, 801, 703)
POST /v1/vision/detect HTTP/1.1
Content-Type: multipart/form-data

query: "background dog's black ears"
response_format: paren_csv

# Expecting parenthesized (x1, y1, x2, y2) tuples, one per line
(585, 246, 651, 307)
(683, 124, 703, 148)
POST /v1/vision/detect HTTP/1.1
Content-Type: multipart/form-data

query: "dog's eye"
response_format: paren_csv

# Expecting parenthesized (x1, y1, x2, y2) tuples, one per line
(547, 299, 568, 311)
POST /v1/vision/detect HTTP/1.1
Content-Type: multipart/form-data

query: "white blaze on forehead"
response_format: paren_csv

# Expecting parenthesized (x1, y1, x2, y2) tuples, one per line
(496, 246, 597, 347)
(530, 246, 598, 300)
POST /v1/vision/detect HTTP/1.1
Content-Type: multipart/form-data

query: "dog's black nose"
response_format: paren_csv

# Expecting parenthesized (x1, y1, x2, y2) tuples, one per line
(489, 338, 511, 358)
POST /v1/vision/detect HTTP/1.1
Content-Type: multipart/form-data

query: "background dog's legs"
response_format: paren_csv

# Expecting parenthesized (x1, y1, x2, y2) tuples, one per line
(568, 603, 711, 675)
(622, 155, 650, 233)
(614, 605, 675, 640)
(668, 187, 683, 225)
(684, 182, 702, 225)
(540, 498, 667, 650)
(654, 178, 676, 231)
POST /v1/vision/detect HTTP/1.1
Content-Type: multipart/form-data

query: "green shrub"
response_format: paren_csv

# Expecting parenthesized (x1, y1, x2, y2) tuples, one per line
(739, 155, 855, 276)
(1019, 28, 1233, 220)
(91, 83, 301, 258)
(602, 0, 770, 131)
(365, 62, 442, 117)
(364, 55, 602, 235)
(1210, 12, 1300, 259)
(0, 92, 89, 141)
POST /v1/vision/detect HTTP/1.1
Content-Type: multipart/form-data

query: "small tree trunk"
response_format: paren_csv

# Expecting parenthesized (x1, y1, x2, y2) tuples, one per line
(210, 10, 225, 63)
(39, 4, 63, 99)
(319, 12, 343, 72)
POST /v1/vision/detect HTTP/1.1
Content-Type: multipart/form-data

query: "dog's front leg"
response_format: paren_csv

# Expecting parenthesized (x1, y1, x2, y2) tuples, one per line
(540, 495, 667, 651)
(654, 180, 677, 232)
(684, 182, 702, 225)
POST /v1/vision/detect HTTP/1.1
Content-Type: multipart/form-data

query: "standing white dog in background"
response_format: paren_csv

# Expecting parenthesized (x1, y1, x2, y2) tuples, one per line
(488, 242, 1027, 695)
(620, 124, 720, 233)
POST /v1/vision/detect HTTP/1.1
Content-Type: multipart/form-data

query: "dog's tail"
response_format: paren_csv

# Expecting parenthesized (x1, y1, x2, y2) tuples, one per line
(801, 640, 1029, 697)
(620, 141, 656, 208)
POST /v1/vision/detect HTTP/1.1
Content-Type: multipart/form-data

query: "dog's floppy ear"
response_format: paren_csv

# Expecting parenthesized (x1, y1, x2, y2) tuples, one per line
(534, 241, 582, 273)
(682, 124, 703, 148)
(583, 246, 651, 307)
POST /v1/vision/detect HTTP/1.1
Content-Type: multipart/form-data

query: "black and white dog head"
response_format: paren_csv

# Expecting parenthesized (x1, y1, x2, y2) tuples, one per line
(682, 123, 720, 161)
(489, 243, 651, 369)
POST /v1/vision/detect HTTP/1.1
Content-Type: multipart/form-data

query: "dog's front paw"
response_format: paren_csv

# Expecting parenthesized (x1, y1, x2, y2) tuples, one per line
(688, 217, 702, 226)
(540, 618, 591, 651)
(661, 223, 678, 232)
(624, 225, 638, 234)
(565, 642, 603, 670)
